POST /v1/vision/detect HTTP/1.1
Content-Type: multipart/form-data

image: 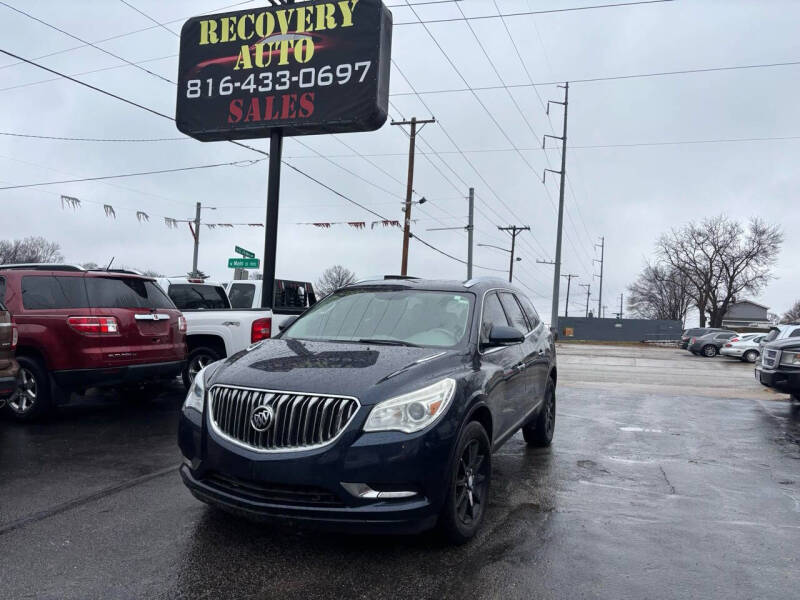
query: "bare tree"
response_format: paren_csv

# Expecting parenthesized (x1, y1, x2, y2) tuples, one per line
(316, 265, 356, 297)
(768, 312, 782, 325)
(781, 300, 800, 324)
(0, 236, 63, 264)
(659, 216, 782, 328)
(627, 262, 692, 322)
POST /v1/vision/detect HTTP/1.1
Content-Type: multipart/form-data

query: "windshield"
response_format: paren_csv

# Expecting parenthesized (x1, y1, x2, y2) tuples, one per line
(283, 288, 473, 348)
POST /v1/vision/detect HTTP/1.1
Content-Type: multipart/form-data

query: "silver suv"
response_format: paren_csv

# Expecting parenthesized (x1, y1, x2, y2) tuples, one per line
(760, 324, 800, 350)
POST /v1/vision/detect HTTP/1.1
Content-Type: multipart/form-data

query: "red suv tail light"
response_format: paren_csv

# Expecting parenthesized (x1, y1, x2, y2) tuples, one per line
(251, 318, 272, 343)
(178, 315, 187, 334)
(67, 316, 120, 335)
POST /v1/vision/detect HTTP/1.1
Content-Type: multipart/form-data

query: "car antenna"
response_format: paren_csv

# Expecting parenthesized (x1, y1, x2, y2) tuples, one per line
(105, 256, 115, 271)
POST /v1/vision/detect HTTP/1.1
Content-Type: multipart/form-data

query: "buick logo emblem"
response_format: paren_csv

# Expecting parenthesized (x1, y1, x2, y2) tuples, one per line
(250, 405, 274, 432)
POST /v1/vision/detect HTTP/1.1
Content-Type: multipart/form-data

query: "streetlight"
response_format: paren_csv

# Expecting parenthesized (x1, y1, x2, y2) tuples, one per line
(477, 243, 522, 282)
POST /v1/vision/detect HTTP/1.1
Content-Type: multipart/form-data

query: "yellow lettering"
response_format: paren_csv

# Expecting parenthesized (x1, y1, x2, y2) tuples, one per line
(296, 6, 315, 33)
(237, 14, 254, 41)
(315, 3, 336, 31)
(220, 16, 237, 43)
(294, 38, 315, 63)
(276, 8, 295, 35)
(233, 45, 252, 70)
(199, 19, 218, 45)
(254, 42, 275, 68)
(338, 0, 359, 27)
(254, 12, 275, 38)
(277, 39, 295, 66)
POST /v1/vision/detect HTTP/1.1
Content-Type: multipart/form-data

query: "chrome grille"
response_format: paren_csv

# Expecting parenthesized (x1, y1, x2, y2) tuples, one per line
(208, 386, 359, 451)
(762, 349, 779, 368)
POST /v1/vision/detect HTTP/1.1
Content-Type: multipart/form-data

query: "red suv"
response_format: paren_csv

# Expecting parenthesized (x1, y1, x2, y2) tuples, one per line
(0, 265, 187, 420)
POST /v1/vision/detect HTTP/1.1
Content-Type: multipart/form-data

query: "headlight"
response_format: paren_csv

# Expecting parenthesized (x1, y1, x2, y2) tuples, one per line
(780, 351, 800, 367)
(364, 378, 456, 434)
(183, 366, 207, 414)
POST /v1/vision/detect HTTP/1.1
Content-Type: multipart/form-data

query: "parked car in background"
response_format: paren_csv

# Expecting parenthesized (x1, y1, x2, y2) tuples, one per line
(755, 337, 800, 402)
(0, 265, 186, 420)
(0, 299, 19, 405)
(687, 330, 738, 357)
(157, 277, 274, 387)
(679, 327, 728, 349)
(178, 277, 557, 543)
(720, 333, 766, 363)
(224, 279, 316, 316)
(759, 324, 800, 351)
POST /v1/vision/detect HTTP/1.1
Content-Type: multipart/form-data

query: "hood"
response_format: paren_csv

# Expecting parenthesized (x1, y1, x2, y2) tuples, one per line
(208, 338, 461, 404)
(763, 337, 800, 351)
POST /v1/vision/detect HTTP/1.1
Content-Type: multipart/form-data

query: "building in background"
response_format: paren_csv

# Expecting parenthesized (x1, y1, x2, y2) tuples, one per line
(721, 300, 772, 330)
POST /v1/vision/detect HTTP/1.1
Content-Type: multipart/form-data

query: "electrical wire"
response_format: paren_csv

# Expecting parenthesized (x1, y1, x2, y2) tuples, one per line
(0, 131, 185, 142)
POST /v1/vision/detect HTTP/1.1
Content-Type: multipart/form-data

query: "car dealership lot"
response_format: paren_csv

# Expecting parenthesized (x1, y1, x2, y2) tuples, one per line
(1, 344, 798, 600)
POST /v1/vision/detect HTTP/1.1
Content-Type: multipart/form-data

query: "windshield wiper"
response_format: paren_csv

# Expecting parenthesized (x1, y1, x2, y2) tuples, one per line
(357, 338, 421, 347)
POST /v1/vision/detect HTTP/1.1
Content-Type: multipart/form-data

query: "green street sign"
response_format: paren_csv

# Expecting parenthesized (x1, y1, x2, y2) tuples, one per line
(234, 246, 255, 259)
(228, 258, 260, 269)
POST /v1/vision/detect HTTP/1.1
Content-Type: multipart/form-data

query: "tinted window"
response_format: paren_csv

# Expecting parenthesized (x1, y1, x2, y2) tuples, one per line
(0, 276, 5, 304)
(275, 280, 311, 309)
(481, 292, 510, 341)
(716, 333, 736, 340)
(789, 329, 800, 338)
(764, 329, 779, 342)
(499, 292, 529, 333)
(167, 284, 229, 310)
(228, 283, 256, 309)
(21, 276, 89, 309)
(86, 277, 175, 309)
(515, 294, 540, 330)
(285, 289, 473, 348)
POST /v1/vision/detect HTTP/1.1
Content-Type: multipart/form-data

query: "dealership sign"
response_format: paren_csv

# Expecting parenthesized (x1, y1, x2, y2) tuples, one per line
(176, 0, 393, 141)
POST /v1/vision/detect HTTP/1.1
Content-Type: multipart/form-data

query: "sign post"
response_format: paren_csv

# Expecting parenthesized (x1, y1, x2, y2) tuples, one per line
(177, 0, 392, 309)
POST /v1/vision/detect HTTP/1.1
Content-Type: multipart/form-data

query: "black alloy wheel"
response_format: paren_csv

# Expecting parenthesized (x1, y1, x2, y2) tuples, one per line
(523, 378, 556, 447)
(440, 421, 492, 544)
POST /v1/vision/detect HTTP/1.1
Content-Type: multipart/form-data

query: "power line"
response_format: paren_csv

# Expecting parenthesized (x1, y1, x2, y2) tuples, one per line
(393, 0, 675, 25)
(0, 159, 263, 190)
(0, 131, 185, 142)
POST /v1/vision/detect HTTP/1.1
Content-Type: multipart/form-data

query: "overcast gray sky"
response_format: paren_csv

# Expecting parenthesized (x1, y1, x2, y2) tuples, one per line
(1, 0, 798, 322)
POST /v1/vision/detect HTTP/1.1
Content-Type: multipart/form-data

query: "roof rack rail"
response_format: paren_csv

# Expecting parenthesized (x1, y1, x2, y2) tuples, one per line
(0, 263, 85, 272)
(463, 276, 508, 288)
(87, 268, 144, 276)
(383, 275, 419, 280)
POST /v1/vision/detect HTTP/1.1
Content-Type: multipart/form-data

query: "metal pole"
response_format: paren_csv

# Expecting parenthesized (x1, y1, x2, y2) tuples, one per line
(580, 283, 591, 317)
(548, 82, 568, 333)
(596, 236, 605, 318)
(508, 231, 516, 283)
(260, 130, 283, 309)
(619, 293, 623, 319)
(467, 187, 474, 280)
(400, 118, 417, 276)
(191, 201, 201, 277)
(561, 274, 578, 318)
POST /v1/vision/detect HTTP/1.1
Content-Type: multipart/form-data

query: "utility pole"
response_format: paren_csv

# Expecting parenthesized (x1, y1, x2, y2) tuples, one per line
(498, 225, 530, 283)
(542, 82, 569, 332)
(426, 187, 474, 279)
(618, 293, 624, 319)
(190, 202, 201, 277)
(467, 187, 474, 279)
(561, 274, 579, 317)
(579, 283, 591, 317)
(392, 116, 436, 276)
(594, 236, 605, 319)
(602, 305, 608, 319)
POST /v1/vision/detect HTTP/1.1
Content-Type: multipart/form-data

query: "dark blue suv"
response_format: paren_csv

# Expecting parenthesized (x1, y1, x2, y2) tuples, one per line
(178, 277, 557, 543)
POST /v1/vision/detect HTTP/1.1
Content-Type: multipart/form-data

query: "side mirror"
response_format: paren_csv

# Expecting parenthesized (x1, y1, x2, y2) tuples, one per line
(278, 315, 298, 332)
(488, 325, 524, 346)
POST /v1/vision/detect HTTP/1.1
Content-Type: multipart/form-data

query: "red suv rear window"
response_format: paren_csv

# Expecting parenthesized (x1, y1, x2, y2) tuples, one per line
(20, 275, 175, 310)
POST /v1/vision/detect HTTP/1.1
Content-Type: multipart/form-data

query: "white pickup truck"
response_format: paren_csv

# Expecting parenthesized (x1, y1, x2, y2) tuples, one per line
(157, 277, 314, 386)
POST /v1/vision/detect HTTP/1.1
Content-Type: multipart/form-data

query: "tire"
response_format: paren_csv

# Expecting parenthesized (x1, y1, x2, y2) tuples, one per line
(523, 378, 556, 447)
(182, 347, 221, 389)
(702, 345, 718, 358)
(439, 421, 492, 544)
(743, 350, 759, 364)
(5, 356, 53, 421)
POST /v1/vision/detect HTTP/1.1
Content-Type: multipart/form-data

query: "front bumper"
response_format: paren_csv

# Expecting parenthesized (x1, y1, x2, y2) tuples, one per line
(178, 404, 460, 534)
(755, 366, 800, 394)
(52, 360, 185, 389)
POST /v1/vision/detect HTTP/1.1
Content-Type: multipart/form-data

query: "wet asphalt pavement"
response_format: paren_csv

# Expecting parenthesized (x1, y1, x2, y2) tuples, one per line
(1, 345, 798, 599)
